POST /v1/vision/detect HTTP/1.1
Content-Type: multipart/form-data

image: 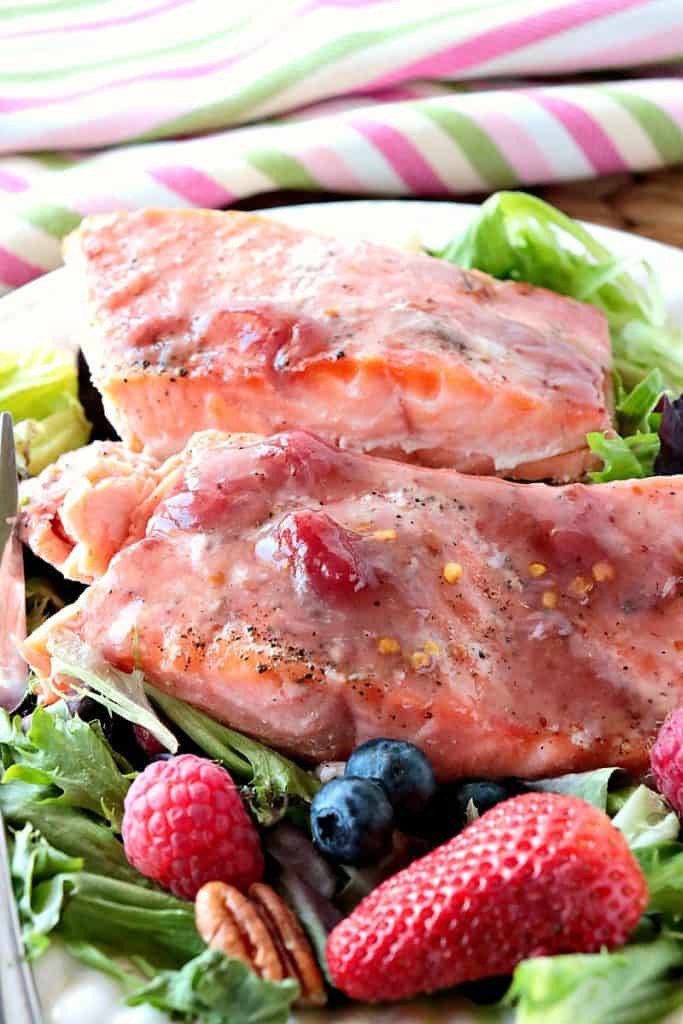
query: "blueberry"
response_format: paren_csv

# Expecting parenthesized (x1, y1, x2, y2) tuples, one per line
(345, 739, 436, 826)
(310, 777, 394, 865)
(451, 780, 512, 830)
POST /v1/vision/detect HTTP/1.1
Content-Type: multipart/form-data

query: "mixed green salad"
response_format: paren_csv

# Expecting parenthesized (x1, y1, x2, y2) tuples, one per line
(3, 192, 683, 1023)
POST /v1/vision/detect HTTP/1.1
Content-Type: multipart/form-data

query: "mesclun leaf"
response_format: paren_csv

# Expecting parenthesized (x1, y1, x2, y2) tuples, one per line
(25, 577, 65, 633)
(612, 786, 680, 850)
(526, 767, 619, 810)
(615, 368, 665, 436)
(147, 686, 319, 826)
(586, 371, 666, 483)
(1, 705, 130, 830)
(9, 824, 82, 958)
(0, 779, 145, 885)
(127, 948, 299, 1024)
(60, 873, 204, 968)
(0, 344, 90, 476)
(635, 844, 683, 923)
(654, 393, 683, 475)
(48, 634, 178, 754)
(504, 940, 683, 1024)
(587, 431, 660, 483)
(436, 191, 683, 391)
(14, 396, 90, 476)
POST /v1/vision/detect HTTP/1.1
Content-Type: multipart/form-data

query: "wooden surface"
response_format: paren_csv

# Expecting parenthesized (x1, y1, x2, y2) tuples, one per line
(237, 165, 683, 250)
(540, 168, 683, 248)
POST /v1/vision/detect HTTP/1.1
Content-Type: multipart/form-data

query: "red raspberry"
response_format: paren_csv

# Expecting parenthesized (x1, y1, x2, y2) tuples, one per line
(651, 708, 683, 815)
(122, 754, 263, 900)
(326, 793, 646, 1003)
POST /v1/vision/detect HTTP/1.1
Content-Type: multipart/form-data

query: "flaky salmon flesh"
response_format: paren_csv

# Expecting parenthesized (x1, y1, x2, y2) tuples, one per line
(20, 431, 683, 780)
(64, 209, 612, 480)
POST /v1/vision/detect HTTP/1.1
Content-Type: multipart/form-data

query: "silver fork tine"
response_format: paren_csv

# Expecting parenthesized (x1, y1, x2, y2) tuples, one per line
(0, 413, 18, 557)
(0, 815, 44, 1024)
(0, 412, 41, 1021)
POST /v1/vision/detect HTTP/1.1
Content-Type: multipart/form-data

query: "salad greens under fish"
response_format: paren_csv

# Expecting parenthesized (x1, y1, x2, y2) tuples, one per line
(1, 343, 90, 476)
(436, 191, 683, 482)
(3, 192, 683, 1023)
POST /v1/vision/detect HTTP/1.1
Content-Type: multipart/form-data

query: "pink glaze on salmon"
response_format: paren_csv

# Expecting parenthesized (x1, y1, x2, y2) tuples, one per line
(21, 432, 683, 780)
(64, 209, 612, 480)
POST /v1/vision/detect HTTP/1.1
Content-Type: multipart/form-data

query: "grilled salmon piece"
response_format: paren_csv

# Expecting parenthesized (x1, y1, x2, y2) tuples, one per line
(18, 430, 238, 583)
(64, 209, 612, 480)
(21, 431, 683, 780)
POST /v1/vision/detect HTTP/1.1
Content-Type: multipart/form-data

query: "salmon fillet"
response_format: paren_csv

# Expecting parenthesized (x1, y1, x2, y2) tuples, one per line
(64, 209, 612, 480)
(21, 431, 683, 780)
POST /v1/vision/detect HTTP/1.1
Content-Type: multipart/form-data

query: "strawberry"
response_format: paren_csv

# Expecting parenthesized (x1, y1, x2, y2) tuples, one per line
(326, 792, 647, 1003)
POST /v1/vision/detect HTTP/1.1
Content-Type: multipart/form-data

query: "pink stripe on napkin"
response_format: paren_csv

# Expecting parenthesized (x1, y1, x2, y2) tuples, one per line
(530, 93, 628, 173)
(148, 166, 235, 207)
(364, 0, 653, 90)
(353, 120, 450, 194)
(0, 247, 43, 288)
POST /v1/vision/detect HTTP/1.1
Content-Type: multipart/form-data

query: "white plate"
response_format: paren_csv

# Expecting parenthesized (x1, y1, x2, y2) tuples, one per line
(4, 199, 683, 1024)
(2, 199, 683, 351)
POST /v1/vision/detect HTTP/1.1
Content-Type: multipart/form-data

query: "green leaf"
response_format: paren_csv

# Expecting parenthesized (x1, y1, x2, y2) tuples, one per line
(636, 843, 683, 923)
(127, 948, 299, 1024)
(147, 686, 319, 826)
(25, 577, 66, 633)
(0, 344, 90, 475)
(436, 191, 683, 392)
(527, 767, 619, 810)
(1, 704, 130, 829)
(612, 785, 680, 850)
(14, 395, 90, 476)
(587, 431, 660, 483)
(504, 940, 683, 1024)
(9, 823, 82, 959)
(48, 634, 178, 754)
(60, 872, 204, 968)
(584, 370, 667, 483)
(0, 779, 144, 885)
(615, 368, 665, 436)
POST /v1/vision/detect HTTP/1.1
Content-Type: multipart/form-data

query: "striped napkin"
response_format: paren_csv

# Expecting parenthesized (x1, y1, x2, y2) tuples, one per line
(1, 0, 682, 293)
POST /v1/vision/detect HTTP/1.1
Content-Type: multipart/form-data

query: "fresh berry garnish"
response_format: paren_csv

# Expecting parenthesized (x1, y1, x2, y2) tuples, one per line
(345, 739, 436, 827)
(277, 509, 377, 603)
(650, 708, 683, 815)
(122, 753, 264, 900)
(326, 793, 647, 1002)
(310, 777, 394, 865)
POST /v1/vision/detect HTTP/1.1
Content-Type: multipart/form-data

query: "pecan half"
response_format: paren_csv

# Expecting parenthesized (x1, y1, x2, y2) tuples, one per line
(195, 880, 326, 1007)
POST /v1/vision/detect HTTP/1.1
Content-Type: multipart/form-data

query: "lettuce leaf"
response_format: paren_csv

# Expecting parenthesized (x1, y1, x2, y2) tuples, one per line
(10, 823, 82, 959)
(147, 686, 319, 826)
(436, 191, 683, 391)
(48, 633, 178, 755)
(587, 430, 660, 483)
(127, 949, 299, 1024)
(0, 704, 130, 830)
(526, 767, 619, 810)
(587, 370, 665, 483)
(25, 578, 65, 633)
(504, 940, 683, 1024)
(635, 844, 683, 926)
(0, 345, 90, 475)
(0, 779, 144, 884)
(612, 785, 680, 850)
